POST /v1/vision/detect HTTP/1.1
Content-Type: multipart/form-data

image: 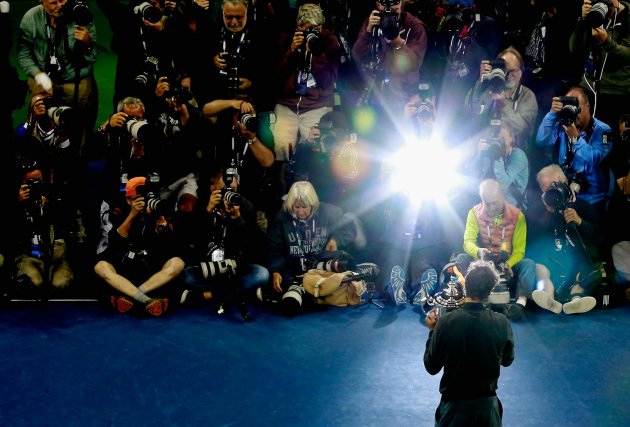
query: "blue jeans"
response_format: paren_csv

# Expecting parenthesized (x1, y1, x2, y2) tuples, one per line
(511, 258, 536, 299)
(183, 264, 269, 291)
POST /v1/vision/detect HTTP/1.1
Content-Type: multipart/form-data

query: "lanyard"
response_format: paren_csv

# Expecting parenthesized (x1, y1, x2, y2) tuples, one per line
(486, 219, 505, 251)
(222, 29, 246, 55)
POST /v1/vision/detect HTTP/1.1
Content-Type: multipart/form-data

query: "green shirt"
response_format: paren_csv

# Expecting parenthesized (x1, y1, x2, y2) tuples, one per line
(463, 208, 527, 267)
(17, 4, 97, 82)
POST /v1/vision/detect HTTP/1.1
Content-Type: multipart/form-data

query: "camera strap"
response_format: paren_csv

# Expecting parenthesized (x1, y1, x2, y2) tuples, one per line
(45, 15, 64, 76)
(231, 124, 248, 164)
(222, 29, 247, 57)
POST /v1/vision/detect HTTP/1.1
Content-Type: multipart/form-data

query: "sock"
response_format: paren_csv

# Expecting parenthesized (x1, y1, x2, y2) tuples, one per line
(132, 289, 151, 304)
(516, 296, 527, 306)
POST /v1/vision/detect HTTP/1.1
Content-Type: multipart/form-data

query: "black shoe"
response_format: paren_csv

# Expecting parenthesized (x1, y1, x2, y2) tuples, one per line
(505, 303, 526, 321)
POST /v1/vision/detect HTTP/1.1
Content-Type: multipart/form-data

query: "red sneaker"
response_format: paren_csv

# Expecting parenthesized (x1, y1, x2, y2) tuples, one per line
(111, 295, 134, 314)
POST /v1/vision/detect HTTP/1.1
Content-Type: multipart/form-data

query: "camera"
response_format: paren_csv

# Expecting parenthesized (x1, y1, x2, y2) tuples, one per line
(162, 76, 194, 105)
(46, 105, 74, 129)
(414, 101, 434, 121)
(585, 0, 613, 28)
(26, 177, 44, 203)
(239, 111, 259, 133)
(484, 136, 505, 160)
(557, 96, 581, 126)
(125, 116, 152, 141)
(481, 250, 511, 305)
(220, 188, 242, 206)
(481, 58, 507, 93)
(219, 51, 242, 98)
(301, 27, 323, 54)
(135, 172, 165, 213)
(62, 0, 93, 26)
(378, 0, 400, 40)
(281, 283, 307, 316)
(562, 163, 589, 195)
(542, 181, 572, 211)
(134, 1, 163, 24)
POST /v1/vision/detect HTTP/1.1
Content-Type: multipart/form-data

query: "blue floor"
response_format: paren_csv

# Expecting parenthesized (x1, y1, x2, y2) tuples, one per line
(1, 300, 629, 427)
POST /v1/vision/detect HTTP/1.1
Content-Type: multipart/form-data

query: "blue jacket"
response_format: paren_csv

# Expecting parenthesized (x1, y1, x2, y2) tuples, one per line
(535, 112, 612, 204)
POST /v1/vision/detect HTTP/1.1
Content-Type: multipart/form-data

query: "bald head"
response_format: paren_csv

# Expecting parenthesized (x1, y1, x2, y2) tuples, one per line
(479, 179, 505, 217)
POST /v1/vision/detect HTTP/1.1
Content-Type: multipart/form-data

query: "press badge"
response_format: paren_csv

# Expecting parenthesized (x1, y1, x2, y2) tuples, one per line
(603, 133, 609, 144)
(306, 73, 316, 88)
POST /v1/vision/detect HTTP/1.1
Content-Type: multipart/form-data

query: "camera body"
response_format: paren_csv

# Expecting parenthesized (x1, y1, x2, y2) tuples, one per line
(220, 51, 242, 98)
(485, 136, 505, 160)
(542, 181, 572, 211)
(586, 0, 613, 28)
(481, 58, 507, 93)
(135, 172, 165, 213)
(378, 2, 400, 40)
(301, 27, 323, 54)
(134, 1, 163, 24)
(562, 163, 589, 195)
(135, 56, 160, 92)
(26, 177, 44, 204)
(220, 188, 242, 206)
(557, 96, 581, 126)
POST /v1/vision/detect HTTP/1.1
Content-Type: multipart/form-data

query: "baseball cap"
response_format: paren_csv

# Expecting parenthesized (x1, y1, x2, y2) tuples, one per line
(125, 176, 147, 198)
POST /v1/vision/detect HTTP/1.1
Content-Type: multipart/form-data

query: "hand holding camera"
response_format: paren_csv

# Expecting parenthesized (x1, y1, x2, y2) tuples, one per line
(425, 308, 439, 330)
(213, 51, 228, 70)
(291, 31, 305, 53)
(367, 10, 382, 34)
(563, 207, 583, 226)
(155, 76, 170, 98)
(73, 25, 91, 46)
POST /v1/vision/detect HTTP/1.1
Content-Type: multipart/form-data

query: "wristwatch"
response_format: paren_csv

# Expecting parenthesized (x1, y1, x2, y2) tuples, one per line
(568, 136, 578, 145)
(247, 136, 256, 145)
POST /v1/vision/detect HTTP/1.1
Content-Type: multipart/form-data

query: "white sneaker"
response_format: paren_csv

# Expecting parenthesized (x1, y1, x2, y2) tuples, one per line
(532, 290, 562, 314)
(562, 296, 597, 314)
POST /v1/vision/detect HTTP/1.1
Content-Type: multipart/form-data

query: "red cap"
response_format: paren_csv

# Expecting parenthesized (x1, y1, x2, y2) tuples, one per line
(125, 176, 146, 198)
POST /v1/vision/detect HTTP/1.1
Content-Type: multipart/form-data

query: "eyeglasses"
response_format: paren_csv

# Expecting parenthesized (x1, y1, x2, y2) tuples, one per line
(506, 68, 521, 75)
(224, 14, 245, 21)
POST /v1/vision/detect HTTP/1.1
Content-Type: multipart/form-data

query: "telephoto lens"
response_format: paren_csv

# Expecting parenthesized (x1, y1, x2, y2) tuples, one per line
(281, 284, 306, 316)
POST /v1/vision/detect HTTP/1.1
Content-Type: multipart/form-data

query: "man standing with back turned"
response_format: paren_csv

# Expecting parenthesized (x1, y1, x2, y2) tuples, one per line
(424, 260, 515, 427)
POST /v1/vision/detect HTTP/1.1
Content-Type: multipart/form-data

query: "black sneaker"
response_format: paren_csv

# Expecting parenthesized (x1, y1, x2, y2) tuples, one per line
(505, 303, 526, 321)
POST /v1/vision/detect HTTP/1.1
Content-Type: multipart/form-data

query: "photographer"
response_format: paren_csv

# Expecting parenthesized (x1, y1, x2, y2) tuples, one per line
(606, 114, 630, 287)
(96, 0, 175, 106)
(15, 91, 87, 249)
(535, 86, 613, 212)
(202, 96, 275, 231)
(569, 0, 630, 130)
(94, 176, 184, 317)
(352, 0, 427, 106)
(17, 0, 97, 152)
(526, 164, 602, 314)
(463, 179, 537, 321)
(263, 181, 356, 314)
(475, 122, 529, 210)
(465, 46, 539, 143)
(272, 2, 341, 188)
(290, 110, 366, 205)
(402, 81, 436, 139)
(181, 167, 269, 315)
(13, 162, 73, 297)
(424, 259, 514, 427)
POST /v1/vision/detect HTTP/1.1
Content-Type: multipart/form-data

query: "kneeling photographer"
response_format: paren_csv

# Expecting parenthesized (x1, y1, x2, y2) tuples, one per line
(202, 96, 275, 231)
(535, 87, 613, 213)
(475, 122, 529, 211)
(526, 164, 604, 315)
(181, 168, 269, 319)
(94, 176, 185, 317)
(12, 161, 74, 298)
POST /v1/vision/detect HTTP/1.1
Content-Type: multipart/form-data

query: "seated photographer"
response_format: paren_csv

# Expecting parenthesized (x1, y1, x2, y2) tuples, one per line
(271, 3, 340, 191)
(465, 46, 539, 143)
(181, 167, 269, 316)
(474, 122, 529, 210)
(202, 96, 275, 230)
(526, 164, 602, 314)
(606, 114, 630, 288)
(352, 0, 427, 107)
(535, 86, 613, 212)
(463, 179, 537, 321)
(94, 176, 184, 317)
(13, 161, 73, 296)
(262, 181, 356, 314)
(424, 259, 514, 427)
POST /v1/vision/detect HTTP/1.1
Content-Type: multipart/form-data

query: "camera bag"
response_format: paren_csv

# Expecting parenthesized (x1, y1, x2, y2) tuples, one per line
(302, 269, 366, 306)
